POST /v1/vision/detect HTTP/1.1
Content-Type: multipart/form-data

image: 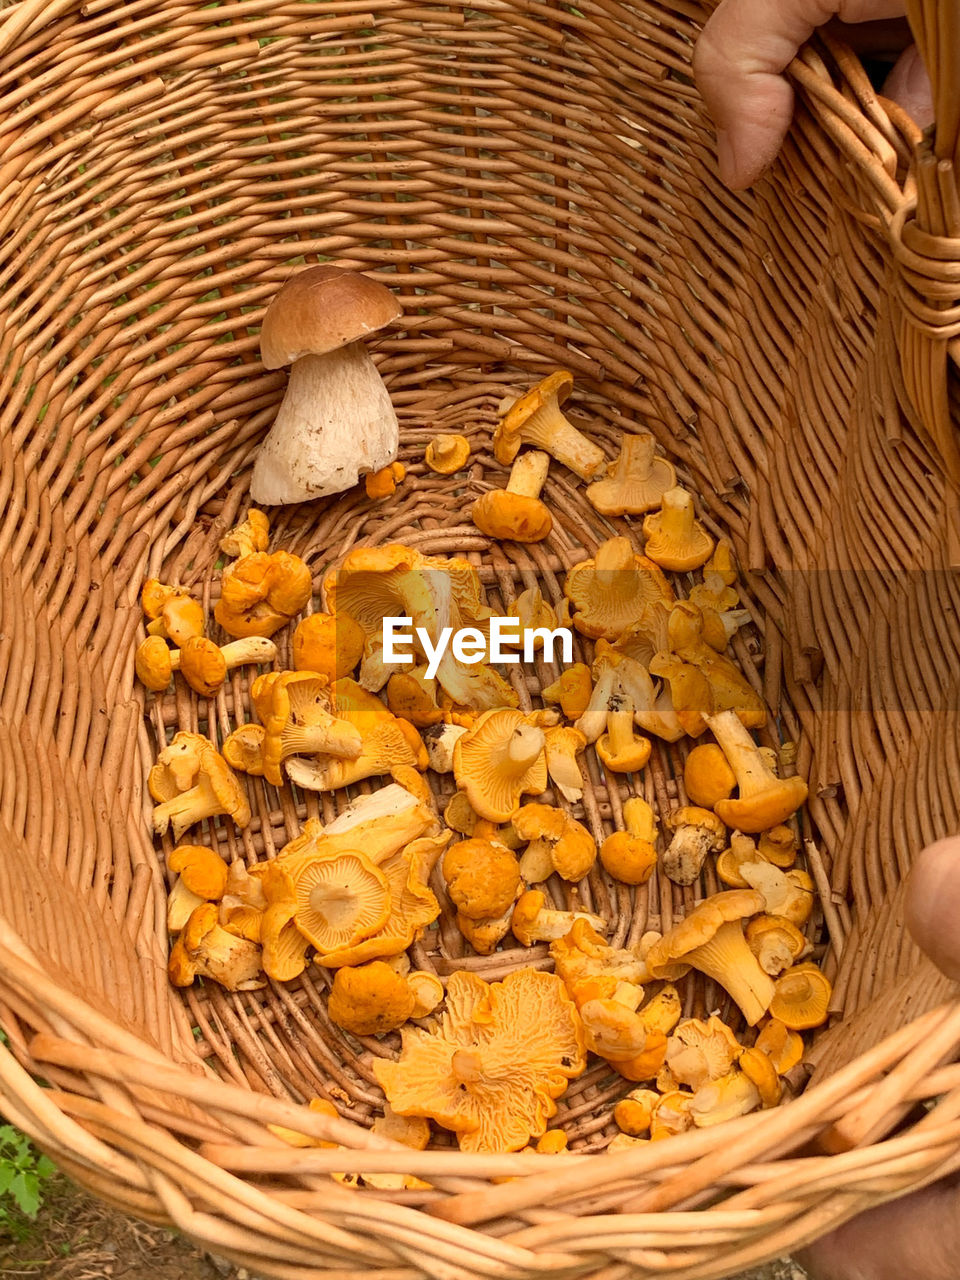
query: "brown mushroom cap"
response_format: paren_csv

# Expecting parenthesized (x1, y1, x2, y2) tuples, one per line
(260, 265, 402, 369)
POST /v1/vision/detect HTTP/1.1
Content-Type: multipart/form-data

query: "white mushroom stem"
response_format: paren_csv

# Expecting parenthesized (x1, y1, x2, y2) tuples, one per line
(251, 342, 399, 505)
(595, 536, 634, 587)
(170, 636, 277, 673)
(575, 664, 618, 743)
(499, 724, 546, 776)
(506, 449, 550, 498)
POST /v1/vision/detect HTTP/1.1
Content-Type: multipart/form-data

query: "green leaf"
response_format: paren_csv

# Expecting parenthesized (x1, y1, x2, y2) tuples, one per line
(0, 1163, 15, 1195)
(10, 1169, 40, 1217)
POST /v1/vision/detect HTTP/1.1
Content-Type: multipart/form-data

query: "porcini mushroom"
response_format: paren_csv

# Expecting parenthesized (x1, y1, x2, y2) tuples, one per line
(564, 537, 674, 640)
(251, 265, 402, 504)
(646, 889, 775, 1025)
(373, 968, 586, 1152)
(599, 797, 658, 885)
(512, 803, 597, 882)
(425, 433, 471, 474)
(586, 433, 677, 515)
(662, 806, 726, 886)
(707, 711, 809, 832)
(493, 371, 605, 480)
(471, 450, 553, 543)
(149, 732, 251, 841)
(642, 486, 714, 571)
(453, 708, 547, 822)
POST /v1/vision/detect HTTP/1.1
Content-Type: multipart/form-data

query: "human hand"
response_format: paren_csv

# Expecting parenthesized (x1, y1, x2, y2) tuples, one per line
(692, 0, 931, 189)
(798, 837, 960, 1279)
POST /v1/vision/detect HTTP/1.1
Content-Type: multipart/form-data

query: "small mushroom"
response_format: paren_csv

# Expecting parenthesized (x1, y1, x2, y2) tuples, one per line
(443, 837, 522, 920)
(258, 862, 311, 982)
(365, 460, 406, 500)
(373, 968, 586, 1152)
(586, 433, 677, 515)
(541, 663, 593, 720)
(662, 805, 726, 886)
(613, 652, 686, 743)
(292, 611, 366, 682)
(613, 1088, 660, 1136)
(260, 671, 363, 787)
(166, 845, 229, 933)
(493, 371, 604, 480)
(425, 433, 471, 474)
(768, 963, 832, 1029)
(754, 1018, 805, 1074)
(251, 265, 402, 504)
(739, 861, 816, 927)
(452, 708, 547, 823)
(215, 550, 313, 639)
(638, 983, 682, 1035)
(220, 509, 270, 559)
(328, 961, 417, 1036)
(149, 732, 251, 841)
(136, 635, 277, 696)
(668, 603, 766, 728)
(649, 1090, 695, 1139)
(745, 914, 808, 976)
(285, 715, 424, 792)
(642, 486, 714, 572)
(684, 742, 737, 809)
(141, 580, 206, 647)
(506, 586, 561, 652)
(574, 645, 623, 744)
(471, 450, 553, 543)
(423, 722, 468, 772)
(707, 711, 809, 833)
(647, 651, 714, 737)
(565, 537, 674, 640)
(386, 666, 444, 727)
(222, 724, 267, 777)
(543, 725, 587, 802)
(596, 694, 652, 774)
(550, 918, 648, 994)
(511, 888, 604, 945)
(456, 900, 517, 956)
(599, 797, 658, 885)
(665, 1015, 741, 1091)
(715, 831, 762, 888)
(646, 890, 775, 1026)
(513, 803, 596, 883)
(738, 1045, 783, 1107)
(757, 824, 799, 868)
(168, 903, 263, 991)
(689, 570, 740, 614)
(688, 1070, 761, 1127)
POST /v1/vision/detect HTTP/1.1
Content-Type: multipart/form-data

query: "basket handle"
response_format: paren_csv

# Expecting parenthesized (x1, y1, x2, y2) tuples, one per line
(889, 2, 960, 551)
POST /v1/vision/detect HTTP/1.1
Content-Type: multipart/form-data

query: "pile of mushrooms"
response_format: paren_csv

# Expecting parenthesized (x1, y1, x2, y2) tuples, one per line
(133, 274, 832, 1161)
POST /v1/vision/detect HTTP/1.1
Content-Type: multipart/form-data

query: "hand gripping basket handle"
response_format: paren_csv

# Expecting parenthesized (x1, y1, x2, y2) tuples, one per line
(891, 2, 960, 553)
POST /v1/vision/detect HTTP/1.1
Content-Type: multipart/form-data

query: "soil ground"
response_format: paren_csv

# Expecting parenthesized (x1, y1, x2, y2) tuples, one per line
(0, 1174, 809, 1280)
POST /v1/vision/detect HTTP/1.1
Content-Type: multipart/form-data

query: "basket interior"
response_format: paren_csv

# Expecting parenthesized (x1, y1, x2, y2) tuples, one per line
(2, 0, 958, 1217)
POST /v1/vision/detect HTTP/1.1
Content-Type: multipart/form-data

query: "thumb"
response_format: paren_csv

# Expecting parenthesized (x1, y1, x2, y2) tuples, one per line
(905, 836, 960, 979)
(693, 0, 908, 189)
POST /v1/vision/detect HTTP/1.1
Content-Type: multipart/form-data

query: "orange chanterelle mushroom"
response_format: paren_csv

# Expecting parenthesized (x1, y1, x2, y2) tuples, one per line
(374, 969, 586, 1152)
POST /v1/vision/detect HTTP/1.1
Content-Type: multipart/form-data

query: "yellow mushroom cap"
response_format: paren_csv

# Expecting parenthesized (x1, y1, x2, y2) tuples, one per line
(769, 962, 832, 1030)
(149, 733, 251, 841)
(425, 433, 471, 474)
(665, 1015, 741, 1091)
(541, 663, 593, 720)
(637, 985, 682, 1036)
(365, 460, 406, 500)
(179, 636, 228, 698)
(135, 635, 174, 692)
(290, 850, 391, 954)
(754, 1018, 805, 1074)
(443, 838, 522, 920)
(646, 889, 774, 1026)
(613, 1089, 659, 1136)
(259, 865, 311, 983)
(513, 803, 597, 882)
(684, 743, 737, 809)
(738, 1046, 782, 1107)
(642, 486, 714, 572)
(599, 831, 657, 885)
(757, 825, 800, 868)
(169, 845, 229, 900)
(453, 709, 547, 823)
(292, 611, 365, 682)
(373, 968, 585, 1153)
(220, 508, 270, 559)
(328, 961, 417, 1036)
(386, 668, 444, 727)
(215, 550, 312, 639)
(564, 537, 674, 640)
(745, 913, 807, 975)
(586, 433, 676, 516)
(472, 491, 552, 543)
(222, 723, 267, 776)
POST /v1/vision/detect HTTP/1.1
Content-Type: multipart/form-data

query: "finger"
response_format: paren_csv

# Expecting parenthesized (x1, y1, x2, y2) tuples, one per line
(905, 836, 960, 979)
(693, 0, 908, 188)
(882, 44, 935, 127)
(798, 1174, 960, 1280)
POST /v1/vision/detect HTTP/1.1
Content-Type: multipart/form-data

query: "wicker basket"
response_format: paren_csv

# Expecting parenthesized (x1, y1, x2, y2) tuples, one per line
(2, 0, 960, 1274)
